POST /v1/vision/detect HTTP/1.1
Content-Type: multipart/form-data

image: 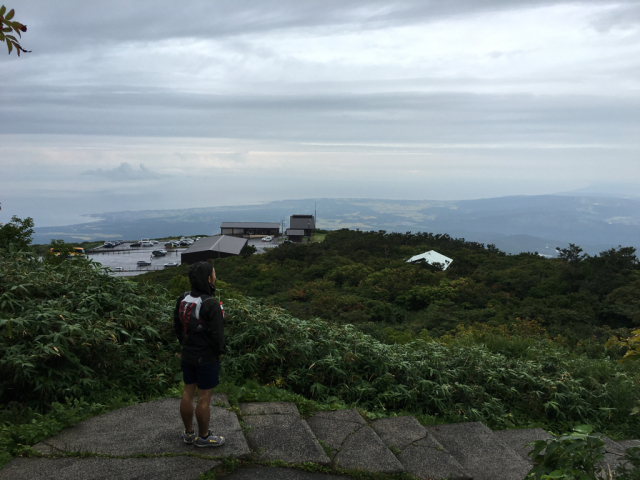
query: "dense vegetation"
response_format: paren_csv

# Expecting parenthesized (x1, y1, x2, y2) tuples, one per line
(0, 244, 182, 465)
(222, 297, 640, 436)
(208, 230, 639, 349)
(0, 249, 179, 408)
(2, 222, 640, 474)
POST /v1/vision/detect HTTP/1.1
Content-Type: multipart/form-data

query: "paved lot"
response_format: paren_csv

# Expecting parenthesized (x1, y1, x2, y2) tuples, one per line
(88, 236, 279, 275)
(88, 243, 184, 276)
(247, 236, 279, 254)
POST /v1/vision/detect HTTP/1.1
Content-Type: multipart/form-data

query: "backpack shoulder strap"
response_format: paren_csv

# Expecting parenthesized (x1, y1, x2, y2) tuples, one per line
(200, 294, 214, 305)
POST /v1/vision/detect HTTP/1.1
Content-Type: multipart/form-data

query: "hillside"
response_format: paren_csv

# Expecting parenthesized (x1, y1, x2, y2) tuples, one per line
(177, 230, 640, 352)
(2, 230, 640, 469)
(31, 195, 640, 255)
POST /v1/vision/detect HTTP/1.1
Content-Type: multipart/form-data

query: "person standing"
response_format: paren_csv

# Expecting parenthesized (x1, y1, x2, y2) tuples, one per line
(173, 261, 226, 447)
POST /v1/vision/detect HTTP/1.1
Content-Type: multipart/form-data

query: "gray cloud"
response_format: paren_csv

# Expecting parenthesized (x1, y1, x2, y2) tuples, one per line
(16, 0, 640, 52)
(3, 87, 639, 146)
(82, 162, 163, 181)
(589, 3, 640, 32)
(2, 0, 639, 226)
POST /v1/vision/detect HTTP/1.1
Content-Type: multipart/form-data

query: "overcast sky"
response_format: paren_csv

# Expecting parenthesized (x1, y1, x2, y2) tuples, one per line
(1, 0, 640, 226)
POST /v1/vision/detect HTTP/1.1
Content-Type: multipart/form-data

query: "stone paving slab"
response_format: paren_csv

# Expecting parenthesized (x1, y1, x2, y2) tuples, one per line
(618, 439, 640, 450)
(372, 417, 470, 480)
(306, 409, 403, 474)
(309, 409, 366, 425)
(32, 398, 250, 460)
(0, 456, 219, 480)
(306, 409, 366, 457)
(239, 402, 300, 416)
(371, 416, 428, 450)
(493, 428, 551, 464)
(427, 422, 531, 480)
(333, 424, 404, 474)
(397, 440, 471, 480)
(243, 414, 330, 465)
(218, 466, 351, 480)
(601, 436, 627, 473)
(210, 393, 231, 407)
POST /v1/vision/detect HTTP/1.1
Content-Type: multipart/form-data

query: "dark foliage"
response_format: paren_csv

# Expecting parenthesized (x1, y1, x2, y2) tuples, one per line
(0, 249, 180, 409)
(211, 230, 640, 344)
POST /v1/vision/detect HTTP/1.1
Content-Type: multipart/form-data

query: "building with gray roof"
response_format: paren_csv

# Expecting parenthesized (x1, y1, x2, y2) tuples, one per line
(181, 235, 248, 264)
(286, 215, 315, 242)
(220, 222, 280, 238)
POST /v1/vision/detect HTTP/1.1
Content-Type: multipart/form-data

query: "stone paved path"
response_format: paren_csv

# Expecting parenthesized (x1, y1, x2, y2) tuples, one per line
(1, 396, 637, 480)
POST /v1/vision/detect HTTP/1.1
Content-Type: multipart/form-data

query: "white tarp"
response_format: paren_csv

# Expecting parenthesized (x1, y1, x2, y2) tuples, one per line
(406, 250, 453, 270)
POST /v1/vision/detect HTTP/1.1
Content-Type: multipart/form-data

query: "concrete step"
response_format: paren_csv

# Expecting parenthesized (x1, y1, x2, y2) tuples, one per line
(240, 402, 331, 465)
(426, 422, 532, 480)
(217, 466, 352, 479)
(601, 435, 630, 474)
(306, 409, 404, 474)
(618, 439, 640, 450)
(32, 396, 250, 460)
(0, 456, 220, 480)
(371, 416, 471, 480)
(4, 398, 638, 480)
(493, 428, 551, 465)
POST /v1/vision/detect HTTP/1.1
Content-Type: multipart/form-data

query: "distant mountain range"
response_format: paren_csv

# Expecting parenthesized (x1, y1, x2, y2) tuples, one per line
(32, 195, 640, 255)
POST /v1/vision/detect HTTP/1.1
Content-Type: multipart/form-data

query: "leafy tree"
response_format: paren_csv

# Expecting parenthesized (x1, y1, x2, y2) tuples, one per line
(556, 243, 587, 263)
(583, 246, 639, 299)
(44, 239, 75, 262)
(240, 243, 257, 258)
(1, 5, 30, 56)
(556, 243, 588, 292)
(606, 329, 640, 364)
(602, 279, 640, 326)
(0, 216, 34, 250)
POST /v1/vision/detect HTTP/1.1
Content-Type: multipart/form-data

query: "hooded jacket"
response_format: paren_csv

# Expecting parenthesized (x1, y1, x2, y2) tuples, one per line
(173, 262, 226, 365)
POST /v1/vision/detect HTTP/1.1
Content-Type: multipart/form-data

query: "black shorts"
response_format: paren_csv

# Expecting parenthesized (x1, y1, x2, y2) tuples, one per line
(181, 360, 220, 390)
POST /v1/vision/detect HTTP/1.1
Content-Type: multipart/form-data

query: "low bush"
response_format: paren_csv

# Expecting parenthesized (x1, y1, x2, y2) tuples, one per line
(0, 249, 181, 409)
(527, 425, 640, 480)
(223, 298, 640, 437)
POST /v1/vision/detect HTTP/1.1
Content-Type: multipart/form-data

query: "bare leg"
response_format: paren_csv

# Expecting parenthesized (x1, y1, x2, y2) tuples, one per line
(180, 383, 196, 432)
(195, 388, 212, 437)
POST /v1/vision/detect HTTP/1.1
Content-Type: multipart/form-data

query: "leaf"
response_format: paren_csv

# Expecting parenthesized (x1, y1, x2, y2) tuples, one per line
(545, 471, 566, 479)
(572, 424, 593, 435)
(7, 38, 12, 54)
(0, 6, 6, 16)
(5, 8, 14, 20)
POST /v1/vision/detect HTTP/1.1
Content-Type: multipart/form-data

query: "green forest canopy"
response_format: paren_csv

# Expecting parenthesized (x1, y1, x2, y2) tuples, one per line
(205, 229, 640, 345)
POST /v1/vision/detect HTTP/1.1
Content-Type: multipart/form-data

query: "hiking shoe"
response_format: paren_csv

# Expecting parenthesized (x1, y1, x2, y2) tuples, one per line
(182, 430, 196, 445)
(195, 430, 226, 448)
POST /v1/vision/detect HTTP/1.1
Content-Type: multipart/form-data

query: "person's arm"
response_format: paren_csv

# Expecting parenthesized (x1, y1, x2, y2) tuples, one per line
(173, 294, 185, 345)
(205, 299, 226, 357)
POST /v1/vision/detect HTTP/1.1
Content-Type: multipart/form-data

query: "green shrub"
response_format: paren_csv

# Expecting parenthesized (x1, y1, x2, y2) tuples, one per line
(222, 298, 640, 436)
(0, 249, 181, 409)
(526, 425, 640, 480)
(526, 425, 607, 479)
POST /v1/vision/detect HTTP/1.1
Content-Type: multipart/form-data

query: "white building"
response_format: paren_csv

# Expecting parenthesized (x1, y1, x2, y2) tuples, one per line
(406, 250, 453, 270)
